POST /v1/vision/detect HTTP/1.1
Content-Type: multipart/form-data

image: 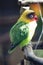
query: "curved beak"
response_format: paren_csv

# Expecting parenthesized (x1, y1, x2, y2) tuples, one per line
(34, 15, 38, 21)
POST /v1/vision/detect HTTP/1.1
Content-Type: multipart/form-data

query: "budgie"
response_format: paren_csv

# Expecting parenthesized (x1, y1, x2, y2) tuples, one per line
(8, 9, 38, 54)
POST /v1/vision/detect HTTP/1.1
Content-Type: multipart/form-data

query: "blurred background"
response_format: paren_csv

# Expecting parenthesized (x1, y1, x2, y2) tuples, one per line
(0, 0, 43, 65)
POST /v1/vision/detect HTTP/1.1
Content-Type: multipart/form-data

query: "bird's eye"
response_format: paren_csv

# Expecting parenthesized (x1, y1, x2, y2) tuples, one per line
(27, 13, 35, 19)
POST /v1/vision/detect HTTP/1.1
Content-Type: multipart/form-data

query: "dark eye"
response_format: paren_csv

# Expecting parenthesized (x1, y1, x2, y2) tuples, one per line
(27, 13, 35, 19)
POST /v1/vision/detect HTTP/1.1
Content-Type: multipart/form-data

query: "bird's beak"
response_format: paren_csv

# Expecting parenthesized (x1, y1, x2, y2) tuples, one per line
(34, 15, 38, 21)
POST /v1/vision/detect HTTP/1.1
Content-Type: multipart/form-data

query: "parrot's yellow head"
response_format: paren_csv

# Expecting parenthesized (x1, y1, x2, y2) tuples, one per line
(19, 10, 38, 23)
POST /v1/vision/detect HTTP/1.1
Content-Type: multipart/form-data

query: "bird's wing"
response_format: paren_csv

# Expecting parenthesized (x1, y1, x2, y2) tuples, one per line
(8, 21, 29, 54)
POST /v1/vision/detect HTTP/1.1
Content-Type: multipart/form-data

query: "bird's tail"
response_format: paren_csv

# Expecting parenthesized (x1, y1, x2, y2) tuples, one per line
(8, 44, 16, 54)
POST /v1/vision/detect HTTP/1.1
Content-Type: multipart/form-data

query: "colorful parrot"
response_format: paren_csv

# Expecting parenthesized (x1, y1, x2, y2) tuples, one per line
(8, 9, 38, 54)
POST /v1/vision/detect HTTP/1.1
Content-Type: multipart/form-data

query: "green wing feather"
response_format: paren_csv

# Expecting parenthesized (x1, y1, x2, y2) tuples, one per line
(8, 21, 30, 54)
(10, 21, 30, 46)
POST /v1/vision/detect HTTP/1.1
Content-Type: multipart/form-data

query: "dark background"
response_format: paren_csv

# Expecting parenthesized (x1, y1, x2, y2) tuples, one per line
(0, 0, 20, 16)
(0, 0, 20, 65)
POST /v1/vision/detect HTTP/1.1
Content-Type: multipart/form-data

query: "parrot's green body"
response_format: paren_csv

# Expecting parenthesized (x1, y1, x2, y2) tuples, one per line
(8, 10, 37, 54)
(10, 21, 29, 48)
